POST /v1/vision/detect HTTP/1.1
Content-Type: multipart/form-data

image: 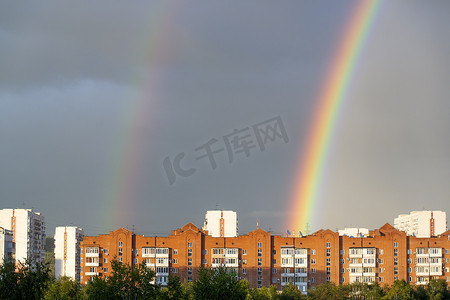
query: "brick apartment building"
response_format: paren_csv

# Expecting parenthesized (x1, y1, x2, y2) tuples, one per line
(80, 222, 450, 293)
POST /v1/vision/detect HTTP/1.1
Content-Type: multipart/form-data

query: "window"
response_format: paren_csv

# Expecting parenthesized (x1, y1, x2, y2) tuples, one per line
(258, 276, 262, 285)
(394, 242, 398, 248)
(188, 267, 192, 275)
(134, 258, 138, 264)
(327, 267, 331, 275)
(341, 277, 345, 283)
(311, 268, 316, 273)
(242, 268, 247, 275)
(394, 267, 398, 275)
(407, 249, 411, 255)
(202, 249, 207, 255)
(327, 258, 331, 266)
(103, 249, 108, 255)
(118, 248, 123, 256)
(258, 248, 262, 257)
(188, 249, 192, 257)
(119, 241, 123, 247)
(273, 259, 276, 264)
(340, 250, 345, 255)
(379, 259, 384, 264)
(326, 242, 331, 248)
(258, 258, 262, 266)
(104, 267, 108, 273)
(272, 278, 277, 284)
(188, 242, 192, 247)
(258, 267, 262, 275)
(258, 242, 262, 248)
(187, 277, 192, 282)
(188, 258, 192, 266)
(273, 249, 276, 255)
(311, 249, 316, 255)
(341, 268, 344, 273)
(327, 276, 331, 282)
(272, 268, 277, 274)
(379, 277, 383, 282)
(173, 249, 178, 255)
(394, 248, 398, 257)
(394, 258, 398, 266)
(172, 268, 178, 273)
(311, 259, 316, 264)
(118, 257, 123, 263)
(173, 259, 178, 264)
(340, 259, 345, 265)
(379, 268, 383, 273)
(379, 249, 383, 255)
(312, 277, 316, 283)
(326, 249, 331, 257)
(202, 259, 207, 265)
(446, 249, 449, 255)
(243, 249, 247, 255)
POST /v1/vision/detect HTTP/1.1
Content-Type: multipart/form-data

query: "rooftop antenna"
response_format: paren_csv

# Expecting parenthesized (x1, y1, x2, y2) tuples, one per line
(256, 217, 259, 229)
(132, 224, 136, 233)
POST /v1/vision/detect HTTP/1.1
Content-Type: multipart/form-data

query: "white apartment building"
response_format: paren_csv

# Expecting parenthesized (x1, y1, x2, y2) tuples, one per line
(338, 228, 369, 237)
(0, 227, 14, 263)
(203, 210, 238, 237)
(54, 226, 84, 281)
(0, 209, 45, 263)
(394, 210, 447, 238)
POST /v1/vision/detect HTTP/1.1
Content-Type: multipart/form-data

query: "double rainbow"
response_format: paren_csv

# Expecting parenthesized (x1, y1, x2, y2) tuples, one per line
(288, 1, 384, 233)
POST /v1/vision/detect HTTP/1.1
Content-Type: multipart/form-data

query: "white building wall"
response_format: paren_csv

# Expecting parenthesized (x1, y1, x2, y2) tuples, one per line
(203, 210, 238, 237)
(394, 211, 447, 238)
(0, 227, 14, 263)
(0, 209, 45, 263)
(55, 226, 84, 281)
(338, 228, 369, 237)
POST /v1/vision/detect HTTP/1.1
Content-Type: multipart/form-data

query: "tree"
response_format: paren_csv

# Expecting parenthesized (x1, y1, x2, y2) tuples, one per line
(427, 279, 450, 300)
(279, 283, 306, 300)
(159, 275, 188, 300)
(307, 282, 348, 300)
(382, 279, 415, 300)
(44, 276, 83, 300)
(0, 258, 52, 300)
(84, 259, 158, 300)
(192, 266, 249, 300)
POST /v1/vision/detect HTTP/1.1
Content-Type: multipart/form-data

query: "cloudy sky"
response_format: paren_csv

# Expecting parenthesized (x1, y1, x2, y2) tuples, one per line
(1, 1, 450, 236)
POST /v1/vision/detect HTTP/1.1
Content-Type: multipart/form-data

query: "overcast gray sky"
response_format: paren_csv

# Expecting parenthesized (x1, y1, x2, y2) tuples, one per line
(1, 1, 450, 236)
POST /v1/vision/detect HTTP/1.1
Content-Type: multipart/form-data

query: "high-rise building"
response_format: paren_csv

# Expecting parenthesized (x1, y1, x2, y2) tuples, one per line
(394, 210, 447, 237)
(80, 221, 450, 293)
(0, 227, 14, 263)
(203, 210, 238, 237)
(54, 226, 84, 281)
(0, 209, 45, 263)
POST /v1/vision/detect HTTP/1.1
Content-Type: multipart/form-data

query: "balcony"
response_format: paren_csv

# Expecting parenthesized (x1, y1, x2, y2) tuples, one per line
(85, 272, 99, 276)
(85, 252, 99, 258)
(85, 262, 99, 267)
(281, 272, 295, 277)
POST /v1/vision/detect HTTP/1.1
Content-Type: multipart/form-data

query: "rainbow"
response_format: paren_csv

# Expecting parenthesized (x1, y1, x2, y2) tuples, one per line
(288, 1, 384, 233)
(101, 2, 176, 229)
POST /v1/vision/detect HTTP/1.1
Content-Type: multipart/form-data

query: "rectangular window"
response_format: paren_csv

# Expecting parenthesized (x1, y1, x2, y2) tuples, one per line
(104, 267, 108, 273)
(394, 242, 398, 248)
(379, 249, 383, 255)
(273, 259, 276, 264)
(202, 259, 207, 265)
(326, 242, 331, 248)
(327, 267, 331, 275)
(326, 249, 331, 257)
(187, 277, 192, 282)
(379, 277, 383, 282)
(273, 249, 276, 255)
(258, 248, 262, 257)
(341, 277, 345, 283)
(258, 258, 262, 266)
(243, 249, 247, 255)
(104, 258, 108, 264)
(394, 248, 398, 257)
(312, 277, 316, 283)
(188, 249, 192, 257)
(188, 258, 192, 266)
(103, 249, 108, 255)
(311, 268, 316, 273)
(119, 241, 123, 247)
(341, 268, 344, 273)
(340, 259, 344, 265)
(311, 259, 316, 264)
(258, 267, 262, 275)
(272, 268, 277, 274)
(394, 258, 398, 266)
(394, 267, 398, 275)
(172, 268, 178, 273)
(272, 278, 277, 284)
(173, 258, 178, 264)
(202, 249, 207, 255)
(118, 248, 123, 256)
(340, 250, 344, 255)
(258, 242, 262, 248)
(173, 249, 178, 255)
(188, 242, 192, 247)
(188, 267, 192, 275)
(327, 276, 331, 282)
(311, 249, 316, 255)
(134, 258, 138, 264)
(242, 268, 247, 275)
(327, 258, 331, 266)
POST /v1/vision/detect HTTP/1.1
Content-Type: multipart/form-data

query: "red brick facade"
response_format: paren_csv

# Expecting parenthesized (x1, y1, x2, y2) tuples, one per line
(80, 222, 450, 292)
